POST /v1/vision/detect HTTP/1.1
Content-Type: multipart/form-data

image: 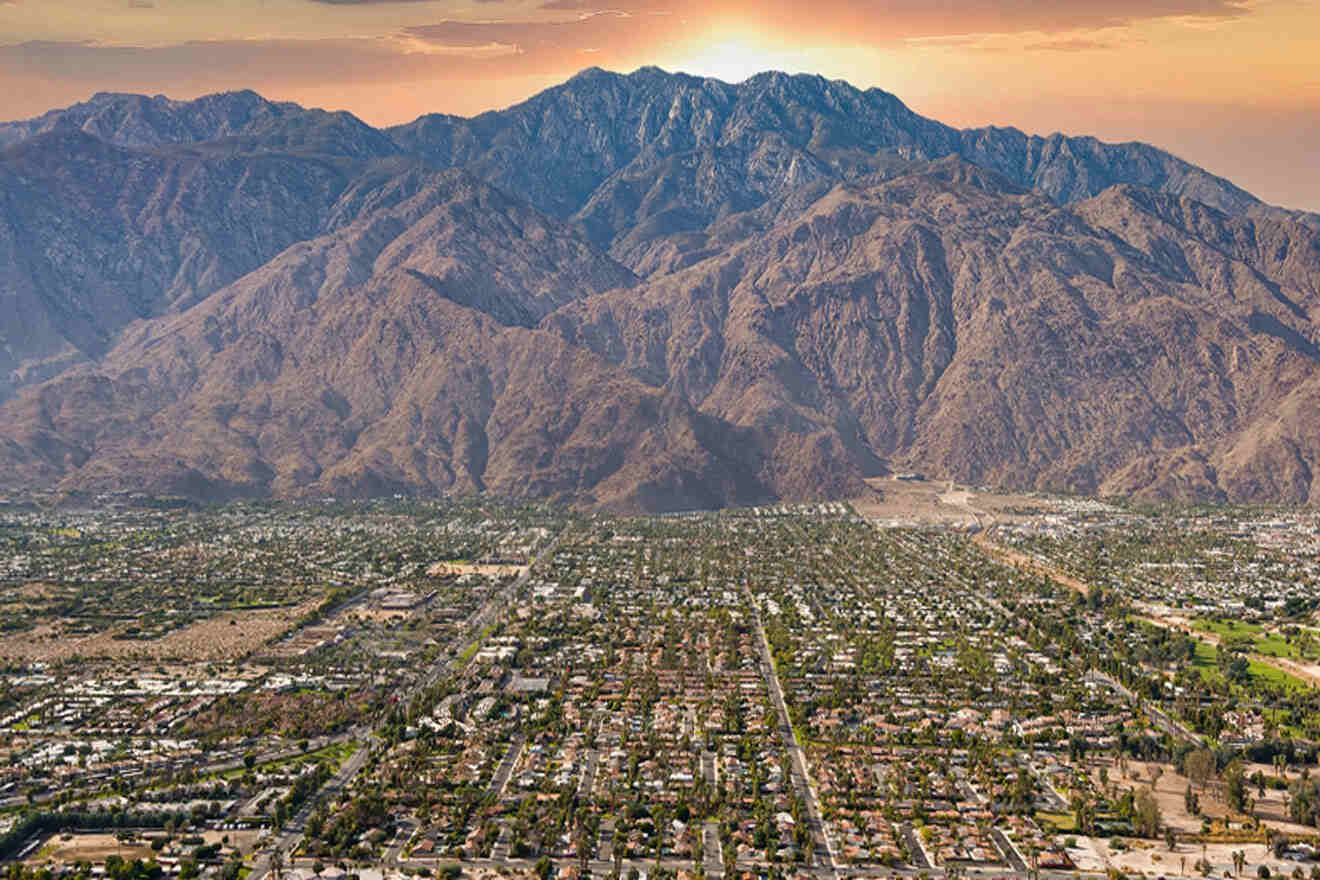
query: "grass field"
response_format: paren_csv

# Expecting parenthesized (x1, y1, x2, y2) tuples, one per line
(1247, 659, 1309, 690)
(1192, 617, 1320, 663)
(1194, 619, 1262, 640)
(215, 741, 356, 782)
(1036, 811, 1078, 832)
(1192, 639, 1223, 684)
(1188, 633, 1309, 691)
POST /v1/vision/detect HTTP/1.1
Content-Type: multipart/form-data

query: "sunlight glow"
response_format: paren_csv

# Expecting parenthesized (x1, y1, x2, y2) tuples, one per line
(669, 36, 795, 83)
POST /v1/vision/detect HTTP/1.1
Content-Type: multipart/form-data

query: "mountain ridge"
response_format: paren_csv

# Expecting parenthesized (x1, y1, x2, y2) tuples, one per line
(1, 69, 1318, 510)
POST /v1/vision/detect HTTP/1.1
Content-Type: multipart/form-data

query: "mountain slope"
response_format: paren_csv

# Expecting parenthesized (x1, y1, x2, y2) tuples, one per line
(540, 159, 1320, 503)
(3, 156, 1319, 508)
(1, 71, 1319, 509)
(0, 89, 397, 158)
(0, 169, 779, 510)
(389, 67, 1287, 260)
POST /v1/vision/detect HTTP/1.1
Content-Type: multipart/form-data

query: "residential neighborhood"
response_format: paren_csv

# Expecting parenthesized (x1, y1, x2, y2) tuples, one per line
(3, 494, 1320, 880)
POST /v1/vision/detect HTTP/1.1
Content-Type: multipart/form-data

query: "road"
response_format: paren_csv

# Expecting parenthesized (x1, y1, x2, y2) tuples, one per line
(744, 582, 839, 878)
(703, 821, 724, 880)
(701, 750, 718, 787)
(577, 748, 599, 799)
(989, 828, 1030, 873)
(249, 741, 373, 880)
(245, 531, 561, 879)
(900, 824, 932, 870)
(1086, 670, 1199, 746)
(383, 819, 416, 864)
(487, 736, 526, 798)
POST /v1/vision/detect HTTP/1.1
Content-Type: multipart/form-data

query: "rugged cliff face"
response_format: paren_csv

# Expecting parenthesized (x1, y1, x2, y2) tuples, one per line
(1, 70, 1318, 510)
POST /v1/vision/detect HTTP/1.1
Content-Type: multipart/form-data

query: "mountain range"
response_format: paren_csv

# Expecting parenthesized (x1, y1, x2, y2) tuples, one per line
(2, 67, 1318, 510)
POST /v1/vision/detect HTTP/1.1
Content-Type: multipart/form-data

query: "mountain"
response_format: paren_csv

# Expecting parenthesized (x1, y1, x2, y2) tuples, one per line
(389, 67, 1288, 255)
(0, 89, 397, 158)
(0, 131, 385, 400)
(0, 69, 1318, 510)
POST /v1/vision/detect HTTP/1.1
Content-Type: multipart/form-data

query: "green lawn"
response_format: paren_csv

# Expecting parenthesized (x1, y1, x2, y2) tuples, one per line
(1191, 639, 1223, 684)
(1194, 618, 1262, 640)
(1254, 631, 1299, 659)
(1185, 635, 1310, 691)
(1037, 811, 1078, 832)
(215, 740, 356, 781)
(1246, 660, 1309, 691)
(1193, 617, 1317, 665)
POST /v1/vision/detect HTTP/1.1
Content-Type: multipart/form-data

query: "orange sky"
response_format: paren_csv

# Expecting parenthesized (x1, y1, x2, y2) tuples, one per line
(3, 0, 1318, 210)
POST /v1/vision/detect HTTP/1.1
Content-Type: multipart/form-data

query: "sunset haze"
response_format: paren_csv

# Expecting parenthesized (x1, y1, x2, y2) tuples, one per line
(3, 0, 1318, 210)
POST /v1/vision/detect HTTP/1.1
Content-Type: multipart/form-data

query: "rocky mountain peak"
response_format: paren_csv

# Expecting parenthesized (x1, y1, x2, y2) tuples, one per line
(1, 72, 1318, 510)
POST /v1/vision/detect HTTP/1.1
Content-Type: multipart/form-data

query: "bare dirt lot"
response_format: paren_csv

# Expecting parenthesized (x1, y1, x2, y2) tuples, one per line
(427, 562, 528, 578)
(1096, 756, 1316, 835)
(1069, 837, 1300, 878)
(27, 829, 262, 867)
(1071, 756, 1318, 876)
(851, 477, 1050, 526)
(0, 600, 318, 663)
(29, 833, 155, 866)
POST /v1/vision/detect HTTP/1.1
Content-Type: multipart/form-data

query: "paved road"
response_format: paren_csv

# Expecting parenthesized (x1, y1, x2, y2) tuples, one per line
(989, 828, 1029, 873)
(701, 750, 718, 787)
(577, 748, 599, 799)
(399, 852, 1110, 880)
(487, 736, 526, 798)
(703, 821, 724, 880)
(900, 823, 932, 870)
(249, 740, 373, 880)
(489, 822, 514, 862)
(594, 817, 615, 865)
(745, 583, 838, 878)
(383, 819, 416, 865)
(246, 532, 561, 880)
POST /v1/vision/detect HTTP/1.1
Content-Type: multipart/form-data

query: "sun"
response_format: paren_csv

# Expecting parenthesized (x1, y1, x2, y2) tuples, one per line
(670, 37, 786, 84)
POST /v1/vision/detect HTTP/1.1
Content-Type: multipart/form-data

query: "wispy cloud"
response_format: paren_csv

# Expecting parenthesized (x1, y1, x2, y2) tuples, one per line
(1022, 37, 1115, 51)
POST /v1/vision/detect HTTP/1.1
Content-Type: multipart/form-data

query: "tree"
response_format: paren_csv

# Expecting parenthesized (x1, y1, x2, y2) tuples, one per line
(1186, 749, 1217, 791)
(1185, 784, 1201, 816)
(1134, 788, 1162, 839)
(1226, 761, 1250, 815)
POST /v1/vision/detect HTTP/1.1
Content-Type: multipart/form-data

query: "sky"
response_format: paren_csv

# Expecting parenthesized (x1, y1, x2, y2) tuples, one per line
(2, 0, 1318, 211)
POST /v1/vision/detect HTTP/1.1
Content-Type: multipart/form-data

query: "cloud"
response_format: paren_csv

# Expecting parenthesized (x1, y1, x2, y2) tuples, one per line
(516, 0, 1250, 41)
(1022, 37, 1116, 51)
(0, 0, 1264, 128)
(403, 10, 671, 60)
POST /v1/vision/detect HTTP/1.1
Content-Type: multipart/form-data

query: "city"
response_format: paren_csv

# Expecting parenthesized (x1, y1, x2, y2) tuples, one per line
(2, 487, 1320, 880)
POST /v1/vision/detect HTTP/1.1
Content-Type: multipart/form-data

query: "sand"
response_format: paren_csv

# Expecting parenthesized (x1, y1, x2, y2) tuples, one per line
(0, 600, 318, 662)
